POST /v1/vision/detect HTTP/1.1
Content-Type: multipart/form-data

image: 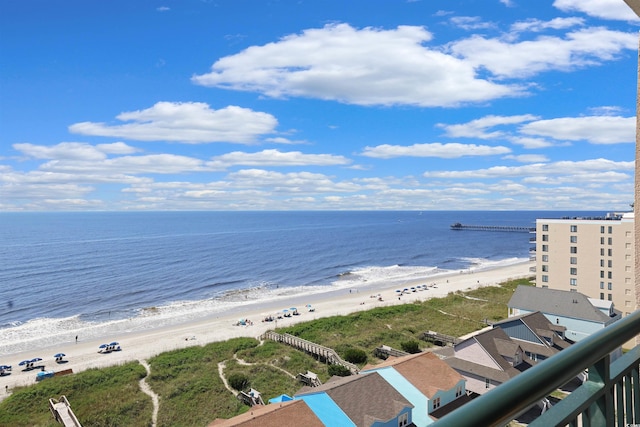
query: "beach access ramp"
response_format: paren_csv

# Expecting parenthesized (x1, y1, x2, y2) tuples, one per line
(49, 395, 82, 427)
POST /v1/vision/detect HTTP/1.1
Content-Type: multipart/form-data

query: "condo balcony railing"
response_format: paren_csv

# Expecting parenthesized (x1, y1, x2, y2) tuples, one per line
(432, 309, 640, 427)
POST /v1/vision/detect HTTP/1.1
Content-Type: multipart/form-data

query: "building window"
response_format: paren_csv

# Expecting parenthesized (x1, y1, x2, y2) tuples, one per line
(608, 294, 613, 301)
(542, 275, 548, 282)
(542, 234, 549, 241)
(601, 237, 605, 245)
(570, 278, 577, 286)
(485, 379, 491, 389)
(542, 265, 548, 272)
(601, 292, 605, 300)
(601, 226, 605, 233)
(542, 255, 548, 262)
(608, 237, 613, 245)
(542, 245, 548, 252)
(600, 260, 605, 267)
(542, 224, 548, 231)
(608, 260, 612, 268)
(571, 225, 578, 232)
(398, 412, 409, 427)
(601, 248, 605, 256)
(608, 271, 612, 279)
(456, 386, 463, 397)
(433, 397, 441, 409)
(608, 226, 613, 234)
(570, 268, 577, 275)
(570, 236, 577, 243)
(608, 282, 612, 290)
(600, 271, 605, 278)
(608, 249, 613, 256)
(570, 247, 577, 254)
(600, 282, 605, 289)
(570, 257, 577, 265)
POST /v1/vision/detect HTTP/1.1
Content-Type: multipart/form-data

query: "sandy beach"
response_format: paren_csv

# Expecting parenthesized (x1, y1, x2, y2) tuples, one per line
(0, 260, 533, 401)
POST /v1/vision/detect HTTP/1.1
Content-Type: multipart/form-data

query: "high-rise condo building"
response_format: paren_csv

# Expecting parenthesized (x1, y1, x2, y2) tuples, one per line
(535, 212, 636, 317)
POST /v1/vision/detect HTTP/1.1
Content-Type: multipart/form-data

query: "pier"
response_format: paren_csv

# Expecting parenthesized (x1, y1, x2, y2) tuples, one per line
(450, 222, 534, 232)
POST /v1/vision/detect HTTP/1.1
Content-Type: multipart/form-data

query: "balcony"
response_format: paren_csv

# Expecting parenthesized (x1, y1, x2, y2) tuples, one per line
(432, 309, 640, 426)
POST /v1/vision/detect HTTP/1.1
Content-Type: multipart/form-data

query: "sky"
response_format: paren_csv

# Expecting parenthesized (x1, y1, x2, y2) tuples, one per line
(1, 0, 640, 212)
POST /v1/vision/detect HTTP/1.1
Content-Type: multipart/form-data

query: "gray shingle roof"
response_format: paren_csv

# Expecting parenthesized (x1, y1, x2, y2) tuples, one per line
(508, 285, 611, 323)
(296, 371, 413, 427)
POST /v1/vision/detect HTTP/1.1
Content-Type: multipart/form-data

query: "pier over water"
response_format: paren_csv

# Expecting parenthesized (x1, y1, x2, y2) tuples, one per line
(450, 222, 534, 232)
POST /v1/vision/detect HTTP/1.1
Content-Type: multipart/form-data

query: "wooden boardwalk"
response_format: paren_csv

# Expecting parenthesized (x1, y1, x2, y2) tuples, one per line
(49, 396, 82, 427)
(421, 330, 461, 346)
(261, 331, 359, 373)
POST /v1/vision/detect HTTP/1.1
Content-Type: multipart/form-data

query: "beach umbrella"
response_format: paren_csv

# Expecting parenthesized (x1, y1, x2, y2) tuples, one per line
(54, 353, 65, 358)
(306, 304, 312, 307)
(282, 309, 289, 312)
(109, 341, 119, 346)
(0, 365, 10, 369)
(395, 289, 401, 293)
(99, 344, 108, 349)
(18, 360, 30, 366)
(290, 307, 297, 311)
(30, 357, 42, 363)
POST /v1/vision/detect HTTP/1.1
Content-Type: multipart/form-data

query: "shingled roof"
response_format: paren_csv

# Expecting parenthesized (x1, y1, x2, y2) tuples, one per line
(365, 352, 464, 398)
(208, 399, 324, 427)
(493, 311, 571, 358)
(296, 371, 413, 427)
(439, 328, 537, 384)
(508, 285, 612, 323)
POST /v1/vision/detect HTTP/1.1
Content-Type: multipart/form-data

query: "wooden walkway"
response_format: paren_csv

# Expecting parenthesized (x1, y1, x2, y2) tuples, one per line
(261, 331, 359, 373)
(49, 396, 82, 427)
(421, 330, 461, 346)
(373, 345, 409, 359)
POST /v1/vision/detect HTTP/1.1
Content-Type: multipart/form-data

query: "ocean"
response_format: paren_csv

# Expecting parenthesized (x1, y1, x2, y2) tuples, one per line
(0, 210, 601, 354)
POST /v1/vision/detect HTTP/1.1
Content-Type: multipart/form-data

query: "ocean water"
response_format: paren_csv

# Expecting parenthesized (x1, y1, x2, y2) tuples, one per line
(0, 210, 601, 354)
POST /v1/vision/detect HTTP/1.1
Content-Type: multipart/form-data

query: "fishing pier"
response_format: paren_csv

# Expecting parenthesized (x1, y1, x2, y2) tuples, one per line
(450, 222, 534, 233)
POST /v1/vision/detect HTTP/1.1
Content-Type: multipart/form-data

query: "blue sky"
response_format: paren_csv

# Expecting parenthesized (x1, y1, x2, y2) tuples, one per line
(1, 0, 639, 211)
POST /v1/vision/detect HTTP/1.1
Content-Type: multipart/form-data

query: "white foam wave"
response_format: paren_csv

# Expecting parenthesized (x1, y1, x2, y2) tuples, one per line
(0, 257, 528, 355)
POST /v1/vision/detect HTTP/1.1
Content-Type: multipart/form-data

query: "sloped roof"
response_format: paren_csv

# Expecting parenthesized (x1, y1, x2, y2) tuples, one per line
(362, 352, 464, 398)
(440, 328, 537, 383)
(296, 372, 412, 427)
(493, 311, 571, 354)
(508, 285, 611, 323)
(208, 399, 324, 427)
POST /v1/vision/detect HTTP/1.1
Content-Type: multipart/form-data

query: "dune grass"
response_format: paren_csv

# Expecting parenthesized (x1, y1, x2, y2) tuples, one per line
(0, 362, 149, 427)
(0, 277, 532, 426)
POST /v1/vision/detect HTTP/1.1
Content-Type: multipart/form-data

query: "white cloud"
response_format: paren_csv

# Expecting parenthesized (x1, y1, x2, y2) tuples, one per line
(438, 114, 539, 139)
(450, 16, 496, 30)
(449, 27, 637, 78)
(423, 158, 633, 178)
(206, 149, 351, 168)
(553, 0, 639, 21)
(361, 142, 511, 158)
(69, 102, 278, 144)
(520, 116, 635, 144)
(510, 17, 585, 33)
(13, 142, 133, 161)
(157, 6, 170, 12)
(192, 23, 523, 107)
(503, 154, 550, 163)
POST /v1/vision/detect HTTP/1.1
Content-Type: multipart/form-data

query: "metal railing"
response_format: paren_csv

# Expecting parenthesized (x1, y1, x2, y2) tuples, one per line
(433, 309, 640, 427)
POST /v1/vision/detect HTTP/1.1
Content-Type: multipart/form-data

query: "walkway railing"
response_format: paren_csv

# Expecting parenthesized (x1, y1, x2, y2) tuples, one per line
(261, 331, 359, 373)
(433, 309, 640, 426)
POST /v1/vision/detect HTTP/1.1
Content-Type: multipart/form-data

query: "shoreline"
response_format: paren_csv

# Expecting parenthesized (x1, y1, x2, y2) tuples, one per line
(0, 260, 534, 401)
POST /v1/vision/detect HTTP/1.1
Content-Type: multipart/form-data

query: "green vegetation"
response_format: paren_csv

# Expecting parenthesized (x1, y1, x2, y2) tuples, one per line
(0, 362, 149, 427)
(400, 340, 421, 354)
(0, 277, 532, 427)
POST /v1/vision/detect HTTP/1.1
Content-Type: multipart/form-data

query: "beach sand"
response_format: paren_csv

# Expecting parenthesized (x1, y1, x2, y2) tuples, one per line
(0, 260, 533, 400)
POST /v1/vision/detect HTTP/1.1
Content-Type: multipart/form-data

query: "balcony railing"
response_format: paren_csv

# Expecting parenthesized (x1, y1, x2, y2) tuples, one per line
(433, 309, 640, 427)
